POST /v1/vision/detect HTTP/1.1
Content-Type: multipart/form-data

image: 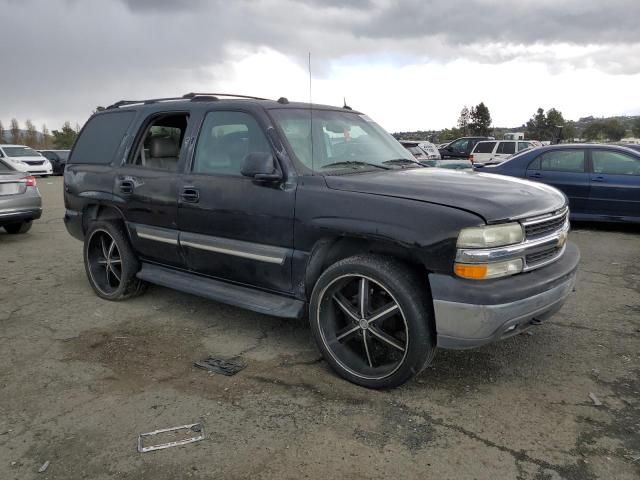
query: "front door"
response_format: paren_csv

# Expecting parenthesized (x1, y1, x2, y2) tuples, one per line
(178, 109, 296, 293)
(586, 149, 640, 218)
(115, 112, 191, 268)
(526, 148, 590, 213)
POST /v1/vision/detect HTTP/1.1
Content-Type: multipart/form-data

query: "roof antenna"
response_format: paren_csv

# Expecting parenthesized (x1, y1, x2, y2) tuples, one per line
(343, 97, 352, 110)
(308, 52, 314, 174)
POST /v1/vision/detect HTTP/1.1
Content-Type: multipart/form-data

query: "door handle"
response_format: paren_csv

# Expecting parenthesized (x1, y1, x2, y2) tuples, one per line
(592, 176, 605, 182)
(529, 172, 542, 178)
(119, 179, 134, 194)
(181, 187, 200, 203)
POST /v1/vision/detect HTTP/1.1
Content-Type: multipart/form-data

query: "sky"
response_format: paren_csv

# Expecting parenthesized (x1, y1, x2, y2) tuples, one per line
(1, 0, 639, 133)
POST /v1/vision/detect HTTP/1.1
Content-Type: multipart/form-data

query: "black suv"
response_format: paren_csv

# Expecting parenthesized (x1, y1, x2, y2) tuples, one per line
(64, 93, 579, 388)
(439, 136, 493, 159)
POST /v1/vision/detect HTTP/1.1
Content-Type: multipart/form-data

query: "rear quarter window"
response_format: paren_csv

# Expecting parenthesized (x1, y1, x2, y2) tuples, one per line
(473, 142, 496, 153)
(69, 111, 135, 164)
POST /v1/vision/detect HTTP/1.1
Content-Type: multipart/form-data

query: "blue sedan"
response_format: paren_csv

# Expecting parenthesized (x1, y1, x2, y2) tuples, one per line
(476, 144, 640, 223)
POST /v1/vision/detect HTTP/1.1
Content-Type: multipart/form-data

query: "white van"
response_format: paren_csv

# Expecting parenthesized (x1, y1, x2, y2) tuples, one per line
(0, 145, 53, 176)
(469, 140, 536, 165)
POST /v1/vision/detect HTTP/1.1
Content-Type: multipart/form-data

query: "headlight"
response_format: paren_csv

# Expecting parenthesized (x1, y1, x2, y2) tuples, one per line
(457, 222, 524, 248)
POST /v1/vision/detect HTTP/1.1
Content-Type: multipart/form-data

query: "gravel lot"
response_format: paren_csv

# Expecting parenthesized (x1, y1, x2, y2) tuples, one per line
(1, 176, 639, 480)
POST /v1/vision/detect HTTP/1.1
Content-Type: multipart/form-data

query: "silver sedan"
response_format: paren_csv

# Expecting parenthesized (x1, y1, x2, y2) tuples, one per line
(0, 158, 42, 234)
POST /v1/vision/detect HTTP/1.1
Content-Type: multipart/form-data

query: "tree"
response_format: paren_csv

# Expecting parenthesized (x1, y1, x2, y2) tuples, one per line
(41, 124, 51, 149)
(469, 102, 492, 136)
(603, 119, 626, 141)
(0, 120, 4, 144)
(563, 122, 577, 141)
(525, 107, 568, 141)
(632, 117, 640, 138)
(10, 118, 21, 144)
(52, 121, 78, 149)
(457, 106, 470, 135)
(583, 122, 604, 141)
(24, 120, 38, 148)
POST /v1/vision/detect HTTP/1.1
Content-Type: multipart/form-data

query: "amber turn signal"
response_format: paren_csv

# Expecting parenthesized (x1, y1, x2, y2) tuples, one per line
(454, 263, 488, 279)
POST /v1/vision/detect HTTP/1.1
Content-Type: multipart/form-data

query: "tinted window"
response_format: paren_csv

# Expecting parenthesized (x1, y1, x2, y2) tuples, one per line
(592, 150, 640, 176)
(70, 111, 135, 164)
(474, 142, 496, 153)
(449, 139, 470, 153)
(518, 142, 531, 151)
(496, 142, 516, 154)
(193, 111, 271, 175)
(540, 150, 585, 172)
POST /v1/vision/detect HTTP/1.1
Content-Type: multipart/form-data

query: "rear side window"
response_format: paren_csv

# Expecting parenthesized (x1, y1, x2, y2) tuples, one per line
(538, 150, 585, 172)
(69, 111, 135, 164)
(592, 150, 640, 176)
(473, 142, 496, 153)
(496, 142, 516, 154)
(518, 142, 531, 151)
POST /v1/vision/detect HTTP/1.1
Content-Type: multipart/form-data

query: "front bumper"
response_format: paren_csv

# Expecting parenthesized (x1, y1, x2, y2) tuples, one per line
(429, 241, 580, 349)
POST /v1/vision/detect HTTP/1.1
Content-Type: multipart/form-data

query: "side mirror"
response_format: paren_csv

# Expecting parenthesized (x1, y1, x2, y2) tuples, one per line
(240, 152, 281, 181)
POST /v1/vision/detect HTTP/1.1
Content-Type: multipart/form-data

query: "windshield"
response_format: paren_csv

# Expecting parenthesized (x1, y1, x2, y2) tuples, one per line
(270, 109, 414, 173)
(2, 146, 42, 157)
(55, 151, 70, 161)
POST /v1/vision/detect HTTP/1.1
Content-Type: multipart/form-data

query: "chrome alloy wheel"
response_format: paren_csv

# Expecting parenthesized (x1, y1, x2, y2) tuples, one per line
(316, 274, 409, 380)
(86, 229, 123, 296)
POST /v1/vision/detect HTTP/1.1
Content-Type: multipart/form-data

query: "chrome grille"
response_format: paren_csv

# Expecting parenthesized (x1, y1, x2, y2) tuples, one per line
(523, 208, 568, 239)
(525, 245, 562, 267)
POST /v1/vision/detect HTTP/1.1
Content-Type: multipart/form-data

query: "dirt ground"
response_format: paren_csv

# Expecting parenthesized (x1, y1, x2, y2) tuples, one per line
(1, 176, 639, 480)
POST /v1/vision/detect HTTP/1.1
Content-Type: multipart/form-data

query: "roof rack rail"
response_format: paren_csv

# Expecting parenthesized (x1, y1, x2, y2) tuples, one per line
(182, 92, 270, 101)
(104, 93, 272, 110)
(105, 96, 186, 109)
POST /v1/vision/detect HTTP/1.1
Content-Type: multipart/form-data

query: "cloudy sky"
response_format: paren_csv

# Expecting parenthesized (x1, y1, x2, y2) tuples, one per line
(1, 0, 639, 133)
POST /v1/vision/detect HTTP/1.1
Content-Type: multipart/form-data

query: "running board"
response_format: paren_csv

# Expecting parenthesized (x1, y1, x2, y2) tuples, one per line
(136, 263, 305, 319)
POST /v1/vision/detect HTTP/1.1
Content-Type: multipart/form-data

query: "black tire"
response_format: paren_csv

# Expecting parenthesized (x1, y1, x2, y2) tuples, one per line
(309, 254, 436, 389)
(83, 221, 146, 300)
(4, 221, 33, 234)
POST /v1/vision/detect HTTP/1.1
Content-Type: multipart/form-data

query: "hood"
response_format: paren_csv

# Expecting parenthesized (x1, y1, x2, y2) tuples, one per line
(6, 156, 47, 161)
(324, 168, 566, 223)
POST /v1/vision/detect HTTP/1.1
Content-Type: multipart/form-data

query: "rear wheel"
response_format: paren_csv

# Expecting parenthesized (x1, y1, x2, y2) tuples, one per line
(84, 221, 146, 300)
(310, 255, 436, 388)
(3, 221, 33, 234)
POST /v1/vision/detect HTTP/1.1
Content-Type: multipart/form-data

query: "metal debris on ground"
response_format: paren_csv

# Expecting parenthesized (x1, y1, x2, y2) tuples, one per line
(38, 460, 50, 473)
(137, 423, 205, 453)
(194, 356, 246, 376)
(589, 392, 603, 406)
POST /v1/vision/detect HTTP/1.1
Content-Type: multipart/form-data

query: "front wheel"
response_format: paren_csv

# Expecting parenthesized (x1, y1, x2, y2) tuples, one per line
(83, 221, 146, 300)
(309, 255, 436, 389)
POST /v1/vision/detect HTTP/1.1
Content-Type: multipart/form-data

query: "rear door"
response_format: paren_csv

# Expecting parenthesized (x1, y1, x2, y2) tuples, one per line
(177, 108, 296, 293)
(493, 141, 516, 162)
(470, 141, 496, 163)
(586, 149, 640, 219)
(114, 111, 192, 268)
(526, 149, 590, 213)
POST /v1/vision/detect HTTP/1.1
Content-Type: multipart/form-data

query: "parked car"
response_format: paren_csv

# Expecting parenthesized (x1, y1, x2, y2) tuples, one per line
(0, 145, 53, 176)
(479, 144, 640, 223)
(39, 149, 70, 175)
(400, 140, 430, 161)
(420, 159, 472, 170)
(417, 141, 441, 160)
(0, 158, 42, 234)
(64, 93, 579, 388)
(470, 140, 537, 165)
(439, 136, 493, 159)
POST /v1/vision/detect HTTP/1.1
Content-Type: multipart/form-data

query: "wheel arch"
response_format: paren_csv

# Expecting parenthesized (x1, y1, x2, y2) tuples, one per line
(82, 204, 127, 234)
(303, 235, 430, 299)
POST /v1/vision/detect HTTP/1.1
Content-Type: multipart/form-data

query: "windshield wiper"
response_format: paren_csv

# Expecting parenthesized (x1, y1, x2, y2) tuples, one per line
(382, 158, 424, 167)
(321, 161, 390, 170)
